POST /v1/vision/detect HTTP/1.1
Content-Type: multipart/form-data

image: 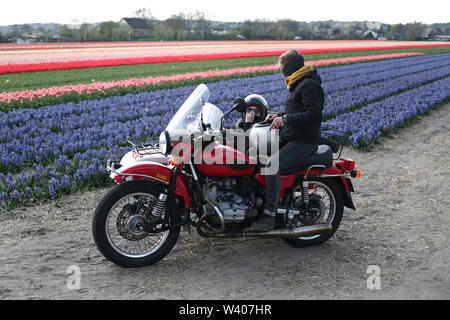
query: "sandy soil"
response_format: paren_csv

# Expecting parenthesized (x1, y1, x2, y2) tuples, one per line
(0, 103, 449, 300)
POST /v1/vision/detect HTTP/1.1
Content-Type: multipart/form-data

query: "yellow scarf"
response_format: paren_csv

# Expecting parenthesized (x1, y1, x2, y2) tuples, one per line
(285, 64, 313, 90)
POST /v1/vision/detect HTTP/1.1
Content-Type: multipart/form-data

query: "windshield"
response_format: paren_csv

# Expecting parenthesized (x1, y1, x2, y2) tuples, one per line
(165, 84, 210, 139)
(202, 103, 224, 131)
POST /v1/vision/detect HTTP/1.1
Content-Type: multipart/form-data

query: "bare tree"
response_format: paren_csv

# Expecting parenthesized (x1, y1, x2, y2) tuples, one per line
(133, 8, 155, 22)
(166, 13, 186, 32)
(191, 10, 211, 40)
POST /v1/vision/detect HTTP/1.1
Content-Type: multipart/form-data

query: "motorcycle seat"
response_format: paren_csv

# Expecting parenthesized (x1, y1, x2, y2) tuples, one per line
(300, 144, 333, 170)
(254, 144, 333, 173)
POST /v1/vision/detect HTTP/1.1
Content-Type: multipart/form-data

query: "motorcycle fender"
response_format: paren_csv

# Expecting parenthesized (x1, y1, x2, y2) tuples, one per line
(336, 177, 356, 210)
(111, 161, 191, 208)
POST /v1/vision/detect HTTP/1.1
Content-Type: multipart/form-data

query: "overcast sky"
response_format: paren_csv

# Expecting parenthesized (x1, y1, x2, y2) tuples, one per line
(1, 0, 449, 25)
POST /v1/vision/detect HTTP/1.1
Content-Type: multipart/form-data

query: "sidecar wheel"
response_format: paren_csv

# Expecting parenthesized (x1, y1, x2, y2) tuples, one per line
(92, 180, 181, 268)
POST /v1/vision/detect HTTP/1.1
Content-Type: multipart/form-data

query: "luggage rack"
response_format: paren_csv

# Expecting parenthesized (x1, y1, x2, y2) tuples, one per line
(320, 123, 348, 160)
(127, 140, 160, 156)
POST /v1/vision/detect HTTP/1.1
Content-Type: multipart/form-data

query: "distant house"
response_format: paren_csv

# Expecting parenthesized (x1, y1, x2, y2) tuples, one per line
(67, 24, 82, 30)
(366, 21, 381, 30)
(364, 30, 378, 39)
(120, 18, 151, 37)
(16, 35, 38, 44)
(435, 35, 450, 41)
(341, 28, 350, 36)
(211, 28, 228, 36)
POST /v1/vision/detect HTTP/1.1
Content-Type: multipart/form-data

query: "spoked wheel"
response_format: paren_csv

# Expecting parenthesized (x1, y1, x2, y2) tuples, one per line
(92, 180, 180, 267)
(284, 178, 344, 248)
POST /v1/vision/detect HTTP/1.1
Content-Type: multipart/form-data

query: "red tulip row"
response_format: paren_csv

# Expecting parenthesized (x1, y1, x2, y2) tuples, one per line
(1, 43, 448, 74)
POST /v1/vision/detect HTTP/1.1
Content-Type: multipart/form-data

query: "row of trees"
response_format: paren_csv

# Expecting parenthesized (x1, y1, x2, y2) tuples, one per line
(59, 22, 130, 41)
(0, 22, 131, 42)
(152, 11, 213, 41)
(2, 8, 449, 42)
(386, 23, 429, 41)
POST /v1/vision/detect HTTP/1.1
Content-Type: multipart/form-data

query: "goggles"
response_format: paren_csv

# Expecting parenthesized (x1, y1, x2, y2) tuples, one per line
(246, 106, 262, 116)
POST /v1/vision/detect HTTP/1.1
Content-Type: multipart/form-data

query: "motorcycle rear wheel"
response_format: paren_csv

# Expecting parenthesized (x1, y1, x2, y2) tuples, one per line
(92, 180, 180, 268)
(283, 178, 344, 248)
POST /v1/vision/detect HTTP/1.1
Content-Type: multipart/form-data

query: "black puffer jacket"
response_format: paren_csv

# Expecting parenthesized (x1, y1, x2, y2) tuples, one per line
(280, 69, 324, 144)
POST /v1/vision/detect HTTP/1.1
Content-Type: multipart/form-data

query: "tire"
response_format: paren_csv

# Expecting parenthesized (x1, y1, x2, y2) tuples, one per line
(283, 178, 344, 248)
(92, 180, 181, 268)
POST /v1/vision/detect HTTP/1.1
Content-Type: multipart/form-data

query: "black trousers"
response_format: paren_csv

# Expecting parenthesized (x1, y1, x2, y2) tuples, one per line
(264, 141, 317, 214)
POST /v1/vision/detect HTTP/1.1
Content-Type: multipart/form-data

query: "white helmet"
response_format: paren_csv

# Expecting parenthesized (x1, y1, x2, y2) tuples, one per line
(242, 94, 269, 123)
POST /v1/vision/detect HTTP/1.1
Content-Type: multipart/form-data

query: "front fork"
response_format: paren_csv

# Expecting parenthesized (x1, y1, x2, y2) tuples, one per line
(138, 166, 188, 233)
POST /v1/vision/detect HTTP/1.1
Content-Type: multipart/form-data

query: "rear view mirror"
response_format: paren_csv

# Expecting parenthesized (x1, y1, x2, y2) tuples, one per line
(233, 97, 247, 113)
(220, 97, 247, 130)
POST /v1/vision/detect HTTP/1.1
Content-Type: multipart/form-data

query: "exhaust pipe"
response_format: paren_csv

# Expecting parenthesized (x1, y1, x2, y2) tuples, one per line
(244, 223, 332, 239)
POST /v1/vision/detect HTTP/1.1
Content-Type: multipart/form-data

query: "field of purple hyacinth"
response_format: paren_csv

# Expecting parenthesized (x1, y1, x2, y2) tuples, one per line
(325, 76, 450, 148)
(1, 53, 449, 208)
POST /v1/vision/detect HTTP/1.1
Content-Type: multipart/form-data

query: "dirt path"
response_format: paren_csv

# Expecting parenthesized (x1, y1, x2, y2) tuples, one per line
(1, 104, 449, 300)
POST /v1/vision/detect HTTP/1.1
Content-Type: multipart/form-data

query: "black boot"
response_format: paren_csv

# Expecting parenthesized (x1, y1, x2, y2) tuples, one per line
(251, 209, 275, 231)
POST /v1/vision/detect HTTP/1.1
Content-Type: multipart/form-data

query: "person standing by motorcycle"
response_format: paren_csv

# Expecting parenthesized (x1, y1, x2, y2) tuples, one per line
(251, 50, 325, 231)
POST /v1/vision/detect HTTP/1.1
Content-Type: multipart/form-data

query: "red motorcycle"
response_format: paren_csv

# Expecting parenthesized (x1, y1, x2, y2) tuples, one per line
(92, 84, 361, 268)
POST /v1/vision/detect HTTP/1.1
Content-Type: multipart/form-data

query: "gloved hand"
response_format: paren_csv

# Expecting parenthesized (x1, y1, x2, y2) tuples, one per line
(245, 110, 255, 123)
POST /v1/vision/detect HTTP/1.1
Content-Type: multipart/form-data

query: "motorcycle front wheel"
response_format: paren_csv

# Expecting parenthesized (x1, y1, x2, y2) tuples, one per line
(92, 180, 181, 268)
(283, 178, 344, 248)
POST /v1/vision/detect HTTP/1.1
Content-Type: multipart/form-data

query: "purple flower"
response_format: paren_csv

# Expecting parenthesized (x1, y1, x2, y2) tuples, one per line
(33, 164, 44, 175)
(11, 190, 21, 200)
(73, 153, 81, 162)
(50, 177, 61, 191)
(25, 187, 33, 196)
(30, 171, 38, 181)
(34, 186, 42, 194)
(17, 173, 28, 186)
(88, 164, 97, 175)
(49, 185, 56, 199)
(6, 178, 15, 189)
(0, 192, 8, 201)
(61, 175, 70, 188)
(98, 165, 106, 175)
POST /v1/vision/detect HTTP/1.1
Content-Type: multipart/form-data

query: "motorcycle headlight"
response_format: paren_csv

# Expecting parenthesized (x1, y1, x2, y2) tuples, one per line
(159, 131, 171, 155)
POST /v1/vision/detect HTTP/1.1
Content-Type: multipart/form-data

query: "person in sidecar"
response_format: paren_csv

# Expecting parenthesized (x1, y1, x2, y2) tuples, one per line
(251, 49, 325, 231)
(223, 94, 269, 152)
(234, 94, 269, 131)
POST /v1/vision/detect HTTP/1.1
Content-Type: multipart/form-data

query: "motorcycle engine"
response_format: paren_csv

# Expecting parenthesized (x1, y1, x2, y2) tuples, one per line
(203, 178, 259, 223)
